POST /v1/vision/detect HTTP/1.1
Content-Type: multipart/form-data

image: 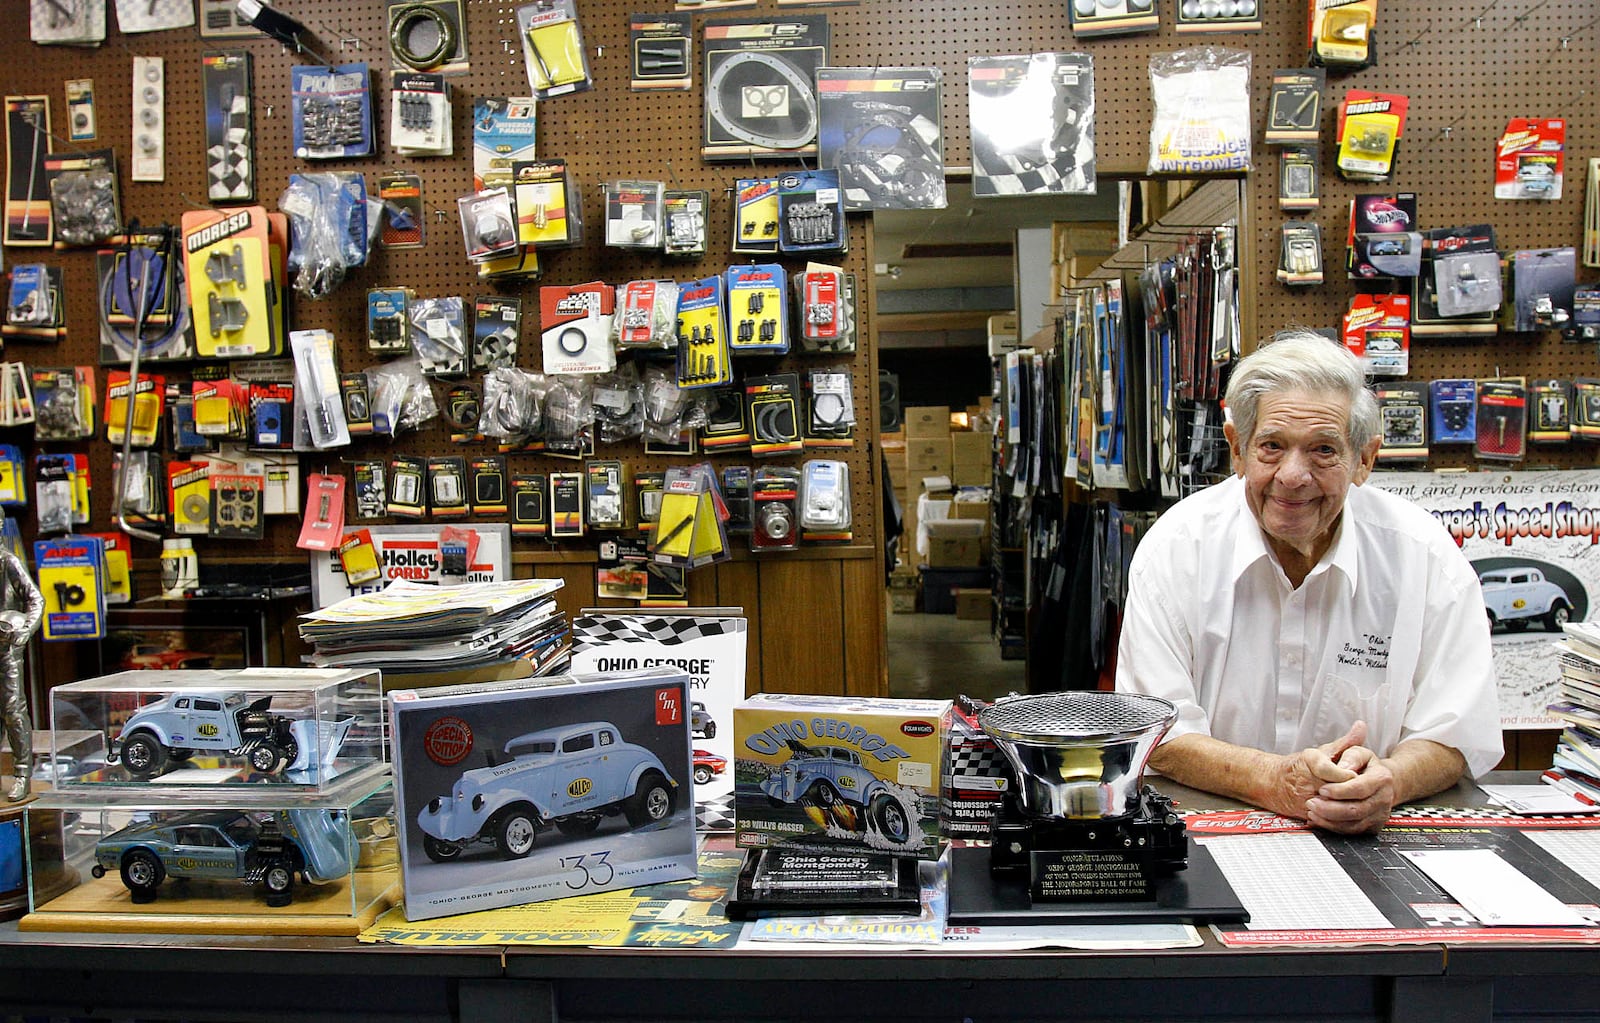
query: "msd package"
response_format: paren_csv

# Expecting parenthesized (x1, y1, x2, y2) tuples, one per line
(734, 694, 949, 859)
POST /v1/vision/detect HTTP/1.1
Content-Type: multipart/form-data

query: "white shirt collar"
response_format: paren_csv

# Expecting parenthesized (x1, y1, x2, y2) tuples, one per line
(1225, 476, 1360, 589)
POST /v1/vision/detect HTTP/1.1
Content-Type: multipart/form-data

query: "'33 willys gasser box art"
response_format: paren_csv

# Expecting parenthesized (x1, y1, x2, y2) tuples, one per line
(389, 667, 697, 920)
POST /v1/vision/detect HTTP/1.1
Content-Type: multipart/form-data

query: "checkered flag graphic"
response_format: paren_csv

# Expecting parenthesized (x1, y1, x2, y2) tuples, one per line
(208, 90, 253, 201)
(572, 614, 743, 651)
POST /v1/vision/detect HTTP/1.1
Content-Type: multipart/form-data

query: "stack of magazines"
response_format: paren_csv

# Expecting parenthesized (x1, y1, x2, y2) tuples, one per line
(1543, 621, 1600, 803)
(298, 578, 570, 676)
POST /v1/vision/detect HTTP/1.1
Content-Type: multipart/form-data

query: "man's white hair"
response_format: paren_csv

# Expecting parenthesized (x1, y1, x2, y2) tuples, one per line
(1225, 331, 1379, 453)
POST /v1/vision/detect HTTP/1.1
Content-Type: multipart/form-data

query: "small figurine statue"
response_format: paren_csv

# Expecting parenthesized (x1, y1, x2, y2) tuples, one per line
(0, 538, 44, 803)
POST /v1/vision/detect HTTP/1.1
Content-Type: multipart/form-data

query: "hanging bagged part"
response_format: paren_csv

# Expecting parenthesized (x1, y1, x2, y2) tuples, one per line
(480, 366, 544, 443)
(280, 172, 369, 299)
(1148, 47, 1251, 174)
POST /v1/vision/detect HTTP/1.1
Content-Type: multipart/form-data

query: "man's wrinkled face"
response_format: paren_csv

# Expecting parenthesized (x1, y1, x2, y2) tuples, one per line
(1226, 389, 1378, 563)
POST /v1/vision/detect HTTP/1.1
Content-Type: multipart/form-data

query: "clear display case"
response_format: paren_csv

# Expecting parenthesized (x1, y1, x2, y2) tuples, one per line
(22, 769, 398, 935)
(49, 668, 385, 789)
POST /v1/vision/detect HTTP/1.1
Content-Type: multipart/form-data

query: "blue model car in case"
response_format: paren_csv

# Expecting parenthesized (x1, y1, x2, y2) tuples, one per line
(90, 807, 352, 905)
(417, 720, 678, 862)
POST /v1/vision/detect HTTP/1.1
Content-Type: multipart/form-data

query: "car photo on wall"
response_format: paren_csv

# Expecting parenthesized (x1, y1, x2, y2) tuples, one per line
(1479, 563, 1583, 632)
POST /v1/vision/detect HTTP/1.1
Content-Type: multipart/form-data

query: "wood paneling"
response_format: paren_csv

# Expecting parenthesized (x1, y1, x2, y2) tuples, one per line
(756, 559, 845, 694)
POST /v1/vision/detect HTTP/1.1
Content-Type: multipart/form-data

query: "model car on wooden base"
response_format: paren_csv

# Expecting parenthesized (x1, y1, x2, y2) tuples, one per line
(90, 807, 352, 905)
(417, 720, 679, 863)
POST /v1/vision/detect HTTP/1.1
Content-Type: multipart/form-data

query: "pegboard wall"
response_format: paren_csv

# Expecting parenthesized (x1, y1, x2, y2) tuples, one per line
(0, 0, 1595, 598)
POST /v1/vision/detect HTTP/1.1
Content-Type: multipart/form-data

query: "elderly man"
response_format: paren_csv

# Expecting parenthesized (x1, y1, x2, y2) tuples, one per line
(1116, 332, 1502, 834)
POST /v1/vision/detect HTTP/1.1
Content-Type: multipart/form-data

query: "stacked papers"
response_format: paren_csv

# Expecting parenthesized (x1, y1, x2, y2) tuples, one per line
(300, 578, 570, 675)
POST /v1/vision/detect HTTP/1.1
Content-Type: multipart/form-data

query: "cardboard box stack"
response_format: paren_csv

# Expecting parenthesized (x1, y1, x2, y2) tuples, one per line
(1050, 220, 1120, 297)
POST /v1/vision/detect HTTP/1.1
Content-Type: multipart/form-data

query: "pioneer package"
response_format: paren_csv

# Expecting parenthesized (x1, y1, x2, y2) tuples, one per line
(201, 51, 254, 202)
(510, 472, 549, 535)
(702, 16, 828, 160)
(969, 53, 1095, 196)
(467, 455, 507, 516)
(749, 466, 801, 552)
(745, 373, 803, 457)
(387, 454, 428, 517)
(472, 295, 521, 369)
(290, 62, 373, 160)
(816, 67, 945, 211)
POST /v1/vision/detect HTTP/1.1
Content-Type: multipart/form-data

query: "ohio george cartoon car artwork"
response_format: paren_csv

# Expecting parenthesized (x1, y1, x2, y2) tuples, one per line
(108, 690, 337, 778)
(759, 739, 914, 844)
(1480, 566, 1578, 631)
(417, 721, 679, 862)
(90, 807, 351, 904)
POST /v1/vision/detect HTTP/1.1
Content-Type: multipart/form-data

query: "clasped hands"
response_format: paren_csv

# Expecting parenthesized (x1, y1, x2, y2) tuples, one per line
(1270, 721, 1397, 834)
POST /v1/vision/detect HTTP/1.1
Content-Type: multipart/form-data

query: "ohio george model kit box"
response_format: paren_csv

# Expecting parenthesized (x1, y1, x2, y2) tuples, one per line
(734, 694, 948, 858)
(388, 667, 696, 920)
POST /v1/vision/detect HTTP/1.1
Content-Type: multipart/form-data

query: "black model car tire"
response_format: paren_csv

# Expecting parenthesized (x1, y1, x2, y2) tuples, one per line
(809, 780, 839, 807)
(263, 862, 295, 906)
(249, 744, 285, 774)
(693, 765, 713, 786)
(120, 732, 166, 777)
(1545, 601, 1572, 631)
(870, 794, 911, 844)
(422, 835, 463, 863)
(168, 748, 195, 762)
(555, 814, 602, 837)
(702, 721, 716, 739)
(626, 772, 675, 827)
(121, 849, 165, 896)
(495, 808, 539, 859)
(1507, 619, 1531, 632)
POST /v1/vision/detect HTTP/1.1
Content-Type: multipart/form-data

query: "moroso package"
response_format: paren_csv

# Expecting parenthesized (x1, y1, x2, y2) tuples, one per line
(388, 667, 697, 920)
(734, 693, 949, 859)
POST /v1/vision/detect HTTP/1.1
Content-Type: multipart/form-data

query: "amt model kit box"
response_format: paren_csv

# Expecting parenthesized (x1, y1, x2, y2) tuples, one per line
(734, 694, 949, 859)
(388, 667, 696, 920)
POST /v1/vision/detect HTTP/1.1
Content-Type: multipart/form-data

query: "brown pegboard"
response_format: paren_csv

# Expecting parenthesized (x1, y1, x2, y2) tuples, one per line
(0, 0, 885, 568)
(1, 0, 1597, 571)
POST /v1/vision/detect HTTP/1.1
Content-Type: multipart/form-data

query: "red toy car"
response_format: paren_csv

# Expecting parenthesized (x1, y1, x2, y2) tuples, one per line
(692, 748, 727, 786)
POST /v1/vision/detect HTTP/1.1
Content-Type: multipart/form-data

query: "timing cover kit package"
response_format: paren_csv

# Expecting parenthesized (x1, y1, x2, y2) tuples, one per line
(701, 16, 829, 160)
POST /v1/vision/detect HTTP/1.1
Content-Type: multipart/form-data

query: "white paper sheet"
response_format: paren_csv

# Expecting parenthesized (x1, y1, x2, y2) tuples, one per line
(1197, 832, 1391, 930)
(1400, 849, 1588, 927)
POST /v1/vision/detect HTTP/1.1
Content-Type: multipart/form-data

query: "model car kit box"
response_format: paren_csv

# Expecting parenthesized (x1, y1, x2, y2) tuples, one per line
(734, 694, 949, 859)
(21, 768, 397, 935)
(388, 667, 697, 920)
(48, 668, 383, 790)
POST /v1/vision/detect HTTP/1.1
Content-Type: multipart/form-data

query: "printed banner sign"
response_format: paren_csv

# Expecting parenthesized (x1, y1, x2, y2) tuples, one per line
(309, 524, 510, 607)
(1368, 470, 1600, 727)
(570, 609, 748, 830)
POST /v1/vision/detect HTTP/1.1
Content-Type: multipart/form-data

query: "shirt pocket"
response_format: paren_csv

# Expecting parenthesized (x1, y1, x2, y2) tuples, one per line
(1311, 672, 1393, 746)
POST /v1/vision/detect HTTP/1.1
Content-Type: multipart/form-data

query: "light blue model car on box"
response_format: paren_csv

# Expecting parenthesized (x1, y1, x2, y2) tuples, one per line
(90, 807, 351, 904)
(418, 721, 678, 862)
(759, 740, 914, 844)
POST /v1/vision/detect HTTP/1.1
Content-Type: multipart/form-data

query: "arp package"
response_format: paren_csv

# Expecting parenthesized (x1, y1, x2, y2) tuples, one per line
(734, 693, 949, 859)
(388, 667, 697, 920)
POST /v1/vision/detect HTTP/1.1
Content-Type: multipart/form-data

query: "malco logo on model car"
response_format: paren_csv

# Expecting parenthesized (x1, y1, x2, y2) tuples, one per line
(568, 778, 592, 798)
